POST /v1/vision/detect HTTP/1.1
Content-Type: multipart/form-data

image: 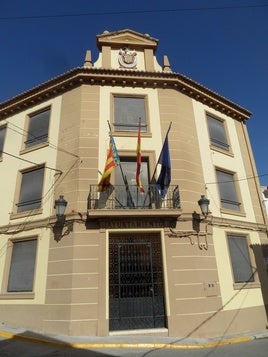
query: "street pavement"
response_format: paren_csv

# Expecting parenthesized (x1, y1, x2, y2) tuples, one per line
(0, 323, 268, 356)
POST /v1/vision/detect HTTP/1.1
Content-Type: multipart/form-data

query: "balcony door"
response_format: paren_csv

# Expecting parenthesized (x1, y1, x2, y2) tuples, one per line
(115, 157, 150, 208)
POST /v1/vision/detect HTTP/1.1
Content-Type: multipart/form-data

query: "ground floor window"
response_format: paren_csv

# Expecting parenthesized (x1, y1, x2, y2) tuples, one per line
(227, 234, 254, 284)
(7, 238, 37, 292)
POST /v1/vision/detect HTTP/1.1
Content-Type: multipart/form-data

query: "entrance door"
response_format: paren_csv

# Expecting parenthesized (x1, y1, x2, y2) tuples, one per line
(109, 233, 166, 331)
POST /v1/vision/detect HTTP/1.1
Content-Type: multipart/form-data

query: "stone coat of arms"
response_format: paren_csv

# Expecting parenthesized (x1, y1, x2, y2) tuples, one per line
(118, 47, 137, 69)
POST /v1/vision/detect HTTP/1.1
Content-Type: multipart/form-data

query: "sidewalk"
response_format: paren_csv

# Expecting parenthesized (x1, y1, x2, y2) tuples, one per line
(0, 323, 267, 350)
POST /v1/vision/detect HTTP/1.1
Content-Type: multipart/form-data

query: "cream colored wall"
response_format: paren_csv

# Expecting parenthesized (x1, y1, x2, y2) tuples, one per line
(213, 226, 264, 309)
(43, 85, 101, 336)
(93, 53, 102, 68)
(192, 100, 264, 310)
(153, 56, 163, 71)
(0, 228, 50, 304)
(0, 97, 62, 224)
(192, 101, 256, 222)
(0, 96, 62, 304)
(94, 48, 162, 71)
(157, 88, 206, 213)
(98, 86, 163, 176)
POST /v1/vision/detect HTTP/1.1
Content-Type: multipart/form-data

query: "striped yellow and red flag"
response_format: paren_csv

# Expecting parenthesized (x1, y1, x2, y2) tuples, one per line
(98, 137, 116, 192)
(136, 120, 145, 193)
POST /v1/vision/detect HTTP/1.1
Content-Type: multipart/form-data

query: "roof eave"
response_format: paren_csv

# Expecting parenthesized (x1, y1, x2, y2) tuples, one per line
(0, 67, 251, 121)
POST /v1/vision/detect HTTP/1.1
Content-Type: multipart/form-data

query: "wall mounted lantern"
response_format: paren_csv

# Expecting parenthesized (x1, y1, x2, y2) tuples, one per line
(198, 195, 210, 218)
(53, 195, 72, 242)
(54, 195, 68, 225)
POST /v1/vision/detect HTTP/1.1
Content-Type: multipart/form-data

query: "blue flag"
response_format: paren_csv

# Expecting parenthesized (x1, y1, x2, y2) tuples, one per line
(156, 134, 171, 196)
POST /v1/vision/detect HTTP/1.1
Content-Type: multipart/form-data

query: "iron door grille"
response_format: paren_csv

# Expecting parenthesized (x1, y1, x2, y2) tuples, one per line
(109, 233, 166, 331)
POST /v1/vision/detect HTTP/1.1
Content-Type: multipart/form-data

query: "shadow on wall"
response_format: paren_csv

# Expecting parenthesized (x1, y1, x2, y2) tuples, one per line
(251, 243, 268, 321)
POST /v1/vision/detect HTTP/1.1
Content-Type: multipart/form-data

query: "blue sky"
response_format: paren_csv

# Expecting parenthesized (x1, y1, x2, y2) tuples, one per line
(1, 0, 268, 184)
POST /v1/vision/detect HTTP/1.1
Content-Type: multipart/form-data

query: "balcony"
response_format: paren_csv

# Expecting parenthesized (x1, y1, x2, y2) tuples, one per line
(87, 184, 181, 220)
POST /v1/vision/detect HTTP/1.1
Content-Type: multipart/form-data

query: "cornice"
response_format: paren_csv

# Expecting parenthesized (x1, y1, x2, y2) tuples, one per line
(0, 212, 84, 234)
(96, 29, 158, 50)
(210, 215, 268, 233)
(0, 67, 251, 120)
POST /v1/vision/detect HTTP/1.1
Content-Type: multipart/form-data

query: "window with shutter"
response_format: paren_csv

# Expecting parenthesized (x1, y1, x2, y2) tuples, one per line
(114, 96, 147, 132)
(227, 235, 254, 283)
(17, 166, 45, 213)
(7, 239, 37, 292)
(25, 108, 50, 148)
(207, 114, 229, 151)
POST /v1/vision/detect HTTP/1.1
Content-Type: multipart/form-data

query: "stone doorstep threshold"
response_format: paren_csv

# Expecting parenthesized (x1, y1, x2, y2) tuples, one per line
(109, 328, 168, 336)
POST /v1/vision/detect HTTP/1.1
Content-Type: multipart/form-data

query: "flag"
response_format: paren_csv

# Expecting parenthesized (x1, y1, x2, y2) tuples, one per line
(98, 136, 119, 192)
(136, 121, 145, 193)
(156, 133, 171, 196)
(110, 134, 120, 166)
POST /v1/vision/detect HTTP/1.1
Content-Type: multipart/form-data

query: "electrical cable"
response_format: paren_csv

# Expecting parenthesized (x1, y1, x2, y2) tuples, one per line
(7, 121, 80, 159)
(2, 151, 62, 173)
(206, 172, 268, 186)
(0, 157, 81, 235)
(0, 4, 268, 21)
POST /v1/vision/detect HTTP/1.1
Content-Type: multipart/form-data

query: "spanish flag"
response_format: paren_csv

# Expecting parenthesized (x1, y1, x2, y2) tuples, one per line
(98, 137, 117, 192)
(136, 121, 145, 193)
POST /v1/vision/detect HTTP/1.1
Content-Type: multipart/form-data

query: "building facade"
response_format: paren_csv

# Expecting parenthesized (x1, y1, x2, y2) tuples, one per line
(261, 186, 268, 215)
(0, 29, 268, 338)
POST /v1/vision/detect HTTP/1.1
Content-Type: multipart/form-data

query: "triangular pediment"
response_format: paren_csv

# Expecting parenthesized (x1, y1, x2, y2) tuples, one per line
(97, 29, 158, 50)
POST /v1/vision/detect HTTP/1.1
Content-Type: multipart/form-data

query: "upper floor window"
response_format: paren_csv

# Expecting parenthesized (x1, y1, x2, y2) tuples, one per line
(114, 96, 147, 132)
(25, 108, 50, 148)
(207, 114, 229, 151)
(7, 238, 37, 292)
(216, 169, 241, 211)
(227, 235, 254, 284)
(17, 166, 45, 213)
(0, 125, 7, 158)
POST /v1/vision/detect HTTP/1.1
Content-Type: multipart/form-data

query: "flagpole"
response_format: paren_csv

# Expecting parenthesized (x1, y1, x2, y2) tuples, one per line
(136, 118, 145, 193)
(150, 122, 172, 184)
(107, 121, 135, 208)
(142, 122, 172, 208)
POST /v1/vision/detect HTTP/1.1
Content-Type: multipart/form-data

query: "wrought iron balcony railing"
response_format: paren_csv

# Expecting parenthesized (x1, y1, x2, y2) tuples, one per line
(88, 184, 181, 210)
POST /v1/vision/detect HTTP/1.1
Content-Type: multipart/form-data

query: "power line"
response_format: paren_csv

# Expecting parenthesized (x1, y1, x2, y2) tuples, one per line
(4, 122, 268, 184)
(7, 121, 80, 159)
(0, 4, 268, 21)
(2, 151, 62, 173)
(0, 159, 79, 235)
(206, 172, 268, 186)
